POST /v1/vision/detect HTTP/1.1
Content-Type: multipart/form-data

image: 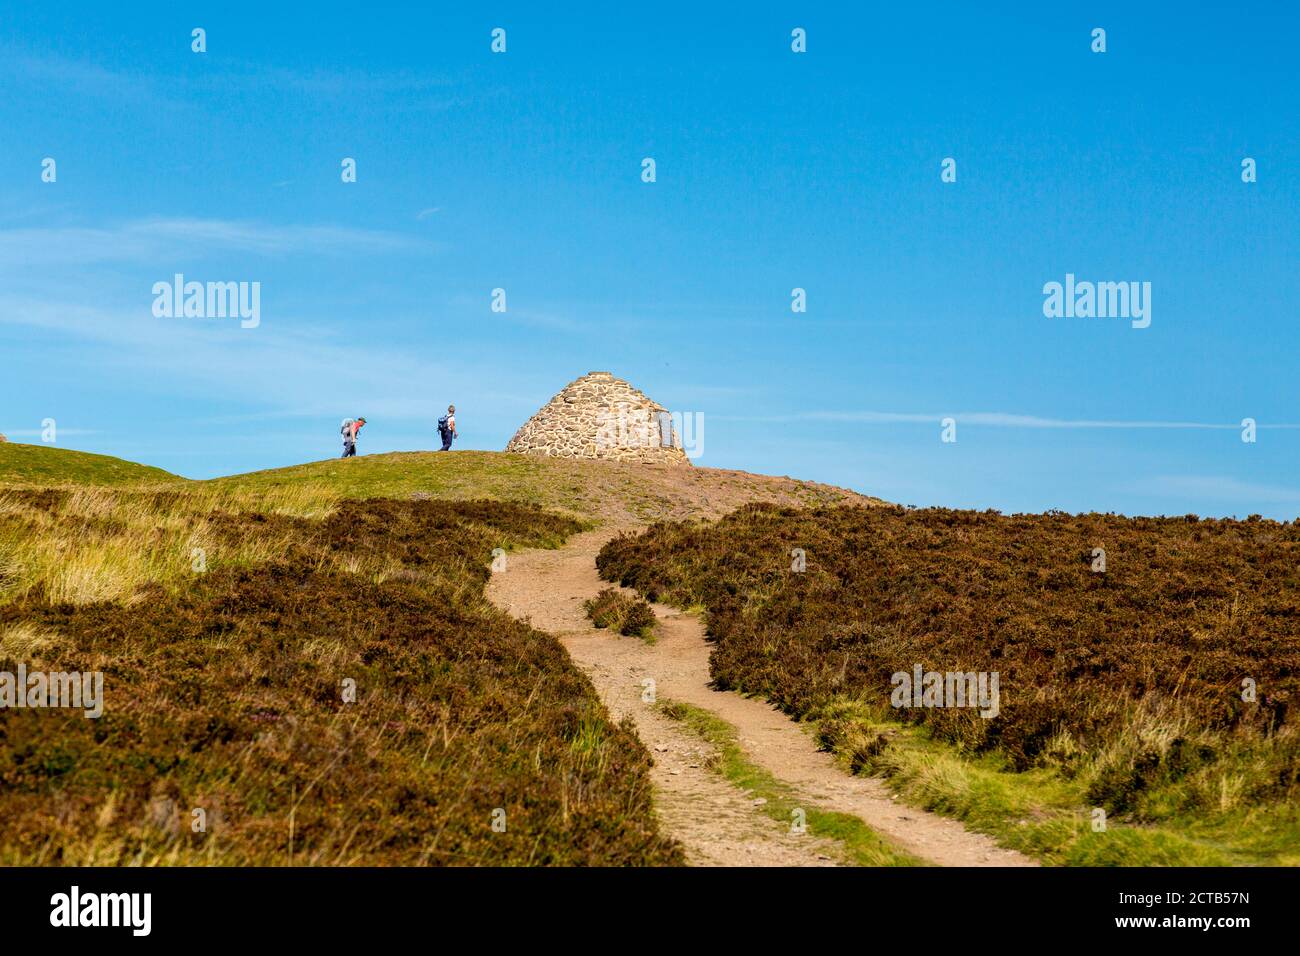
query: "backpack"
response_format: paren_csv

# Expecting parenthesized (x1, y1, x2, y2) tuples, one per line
(437, 414, 450, 438)
(340, 418, 355, 439)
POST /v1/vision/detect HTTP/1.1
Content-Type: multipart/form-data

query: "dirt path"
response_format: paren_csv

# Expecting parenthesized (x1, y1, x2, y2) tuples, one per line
(486, 528, 1036, 868)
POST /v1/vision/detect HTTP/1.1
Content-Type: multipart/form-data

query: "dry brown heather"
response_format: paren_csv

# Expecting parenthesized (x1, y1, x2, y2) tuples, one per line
(597, 503, 1300, 818)
(0, 491, 682, 865)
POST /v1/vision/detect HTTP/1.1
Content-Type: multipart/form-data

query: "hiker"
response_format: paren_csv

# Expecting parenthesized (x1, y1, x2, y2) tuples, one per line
(437, 405, 457, 451)
(340, 416, 366, 458)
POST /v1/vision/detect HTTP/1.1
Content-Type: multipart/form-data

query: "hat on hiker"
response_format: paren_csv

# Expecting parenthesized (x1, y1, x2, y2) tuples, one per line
(357, 417, 367, 423)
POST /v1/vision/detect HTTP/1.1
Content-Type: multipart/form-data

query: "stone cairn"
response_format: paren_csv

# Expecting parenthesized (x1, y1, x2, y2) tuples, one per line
(505, 371, 690, 465)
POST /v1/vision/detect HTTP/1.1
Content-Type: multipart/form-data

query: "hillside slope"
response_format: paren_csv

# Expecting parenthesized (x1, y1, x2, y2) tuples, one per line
(0, 442, 180, 486)
(595, 503, 1300, 865)
(0, 450, 869, 866)
(0, 495, 681, 865)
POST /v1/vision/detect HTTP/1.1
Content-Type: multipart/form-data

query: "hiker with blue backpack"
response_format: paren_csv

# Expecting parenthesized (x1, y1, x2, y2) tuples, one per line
(340, 416, 366, 458)
(437, 405, 457, 451)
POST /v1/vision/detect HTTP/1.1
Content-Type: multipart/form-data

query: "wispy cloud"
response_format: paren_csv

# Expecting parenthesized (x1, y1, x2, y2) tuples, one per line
(231, 64, 455, 98)
(664, 383, 757, 399)
(2, 46, 461, 113)
(0, 295, 511, 425)
(718, 410, 1300, 429)
(501, 309, 588, 332)
(0, 217, 436, 269)
(443, 295, 588, 333)
(0, 429, 100, 438)
(1, 48, 162, 103)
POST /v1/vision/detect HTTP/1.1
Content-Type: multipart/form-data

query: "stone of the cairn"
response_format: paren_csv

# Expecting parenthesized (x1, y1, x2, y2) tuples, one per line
(505, 371, 690, 465)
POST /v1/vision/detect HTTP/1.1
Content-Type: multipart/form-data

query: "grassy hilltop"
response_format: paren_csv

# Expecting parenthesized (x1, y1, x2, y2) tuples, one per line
(208, 450, 872, 523)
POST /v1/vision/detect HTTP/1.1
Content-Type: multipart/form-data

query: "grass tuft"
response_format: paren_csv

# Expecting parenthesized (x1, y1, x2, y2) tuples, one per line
(585, 588, 657, 640)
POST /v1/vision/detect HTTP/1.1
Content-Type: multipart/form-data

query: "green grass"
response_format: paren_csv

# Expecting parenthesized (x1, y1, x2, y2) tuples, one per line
(813, 698, 1295, 866)
(658, 698, 922, 866)
(0, 443, 180, 486)
(211, 451, 598, 516)
(2, 446, 867, 530)
(210, 451, 868, 524)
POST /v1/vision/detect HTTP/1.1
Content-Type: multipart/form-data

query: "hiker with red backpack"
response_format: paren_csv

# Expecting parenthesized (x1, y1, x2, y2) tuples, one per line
(340, 416, 366, 458)
(437, 405, 457, 451)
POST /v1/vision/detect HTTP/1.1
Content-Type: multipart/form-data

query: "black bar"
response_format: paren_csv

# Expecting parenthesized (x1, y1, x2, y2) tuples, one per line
(0, 866, 1285, 941)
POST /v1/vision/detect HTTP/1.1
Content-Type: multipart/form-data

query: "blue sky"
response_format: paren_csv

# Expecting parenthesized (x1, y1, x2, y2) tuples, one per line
(2, 2, 1297, 517)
